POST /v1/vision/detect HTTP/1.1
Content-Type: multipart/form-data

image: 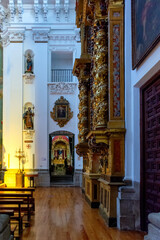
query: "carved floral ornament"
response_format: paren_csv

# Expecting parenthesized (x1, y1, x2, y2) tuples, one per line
(50, 96, 73, 127)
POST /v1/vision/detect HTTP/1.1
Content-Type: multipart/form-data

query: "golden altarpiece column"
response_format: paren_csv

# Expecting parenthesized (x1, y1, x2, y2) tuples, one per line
(73, 0, 125, 226)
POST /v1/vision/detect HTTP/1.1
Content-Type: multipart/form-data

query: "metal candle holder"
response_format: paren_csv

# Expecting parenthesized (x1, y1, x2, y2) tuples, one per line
(15, 148, 25, 173)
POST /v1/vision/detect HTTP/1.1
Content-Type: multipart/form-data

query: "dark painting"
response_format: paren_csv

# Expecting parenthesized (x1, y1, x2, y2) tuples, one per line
(132, 0, 160, 69)
(56, 105, 67, 119)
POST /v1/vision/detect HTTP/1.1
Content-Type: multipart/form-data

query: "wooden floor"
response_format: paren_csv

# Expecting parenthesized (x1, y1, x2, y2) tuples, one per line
(21, 187, 146, 240)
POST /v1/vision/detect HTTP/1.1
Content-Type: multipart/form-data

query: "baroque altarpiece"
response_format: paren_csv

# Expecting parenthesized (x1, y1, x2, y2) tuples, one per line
(73, 0, 125, 227)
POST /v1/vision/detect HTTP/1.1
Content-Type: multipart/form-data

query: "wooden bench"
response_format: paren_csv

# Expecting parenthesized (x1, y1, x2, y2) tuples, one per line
(0, 188, 35, 211)
(0, 192, 33, 222)
(0, 199, 24, 235)
(0, 209, 14, 216)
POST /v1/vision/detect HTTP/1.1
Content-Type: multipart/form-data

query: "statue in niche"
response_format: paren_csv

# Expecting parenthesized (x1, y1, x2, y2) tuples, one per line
(23, 107, 34, 129)
(58, 149, 63, 160)
(25, 53, 33, 73)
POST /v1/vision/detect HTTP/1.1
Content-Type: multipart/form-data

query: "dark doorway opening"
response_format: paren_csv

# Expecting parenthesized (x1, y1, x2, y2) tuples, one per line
(140, 73, 160, 231)
(49, 131, 74, 184)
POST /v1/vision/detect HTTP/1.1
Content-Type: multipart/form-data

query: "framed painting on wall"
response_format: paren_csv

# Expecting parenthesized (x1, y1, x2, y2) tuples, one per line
(56, 105, 68, 119)
(132, 0, 160, 69)
(50, 96, 73, 127)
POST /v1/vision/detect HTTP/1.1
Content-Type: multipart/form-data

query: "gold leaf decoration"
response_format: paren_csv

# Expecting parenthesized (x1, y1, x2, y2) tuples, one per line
(50, 96, 73, 127)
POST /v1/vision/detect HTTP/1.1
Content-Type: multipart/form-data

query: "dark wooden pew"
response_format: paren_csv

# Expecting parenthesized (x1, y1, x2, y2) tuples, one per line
(0, 198, 24, 235)
(0, 187, 35, 211)
(0, 191, 33, 222)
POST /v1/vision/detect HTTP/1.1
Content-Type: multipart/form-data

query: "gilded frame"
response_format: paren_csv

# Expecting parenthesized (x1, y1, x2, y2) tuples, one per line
(132, 0, 160, 69)
(50, 96, 73, 127)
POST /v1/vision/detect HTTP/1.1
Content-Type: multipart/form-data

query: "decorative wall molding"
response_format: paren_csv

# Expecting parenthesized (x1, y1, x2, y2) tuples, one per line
(0, 1, 76, 25)
(55, 0, 60, 22)
(34, 0, 39, 22)
(1, 29, 25, 46)
(64, 0, 69, 22)
(32, 29, 50, 42)
(42, 0, 48, 22)
(9, 0, 15, 22)
(23, 73, 35, 84)
(0, 5, 7, 31)
(23, 130, 35, 140)
(48, 83, 77, 95)
(0, 30, 10, 47)
(17, 0, 23, 22)
(74, 29, 80, 42)
(48, 34, 76, 42)
(48, 46, 75, 52)
(9, 31, 25, 42)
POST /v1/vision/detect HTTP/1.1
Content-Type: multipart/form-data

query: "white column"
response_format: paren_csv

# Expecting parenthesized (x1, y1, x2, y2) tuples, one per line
(3, 42, 23, 169)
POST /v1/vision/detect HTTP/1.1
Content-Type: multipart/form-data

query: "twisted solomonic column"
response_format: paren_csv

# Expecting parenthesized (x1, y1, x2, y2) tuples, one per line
(78, 78, 89, 143)
(92, 0, 108, 129)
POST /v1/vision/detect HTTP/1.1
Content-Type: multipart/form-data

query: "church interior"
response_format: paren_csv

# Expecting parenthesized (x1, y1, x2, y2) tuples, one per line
(0, 0, 159, 239)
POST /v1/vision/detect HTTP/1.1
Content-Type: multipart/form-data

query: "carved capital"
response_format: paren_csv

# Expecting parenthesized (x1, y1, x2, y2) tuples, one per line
(32, 29, 50, 42)
(73, 58, 91, 79)
(1, 29, 25, 47)
(9, 31, 25, 42)
(75, 142, 88, 157)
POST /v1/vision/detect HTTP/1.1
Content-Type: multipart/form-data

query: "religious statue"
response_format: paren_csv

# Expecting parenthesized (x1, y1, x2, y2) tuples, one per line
(58, 149, 63, 160)
(23, 107, 34, 129)
(25, 53, 33, 73)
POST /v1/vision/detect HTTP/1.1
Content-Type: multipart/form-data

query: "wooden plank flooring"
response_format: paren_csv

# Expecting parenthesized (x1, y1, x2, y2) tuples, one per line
(21, 187, 146, 240)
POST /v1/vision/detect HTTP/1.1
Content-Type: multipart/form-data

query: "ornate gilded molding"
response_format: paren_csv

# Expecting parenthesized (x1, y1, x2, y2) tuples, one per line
(108, 0, 124, 128)
(92, 20, 108, 129)
(109, 0, 123, 5)
(50, 96, 73, 127)
(75, 142, 88, 156)
(73, 58, 91, 143)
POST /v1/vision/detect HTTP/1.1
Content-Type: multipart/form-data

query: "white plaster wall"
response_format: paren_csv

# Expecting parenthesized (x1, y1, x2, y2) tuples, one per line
(34, 42, 48, 169)
(51, 55, 73, 69)
(125, 0, 160, 184)
(48, 87, 80, 169)
(48, 40, 81, 170)
(1, 0, 82, 174)
(3, 43, 23, 169)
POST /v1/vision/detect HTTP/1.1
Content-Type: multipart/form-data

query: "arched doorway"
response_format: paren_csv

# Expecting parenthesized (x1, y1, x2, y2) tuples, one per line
(49, 131, 74, 184)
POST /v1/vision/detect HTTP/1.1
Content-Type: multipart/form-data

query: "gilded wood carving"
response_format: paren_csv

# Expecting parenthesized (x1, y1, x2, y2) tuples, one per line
(50, 96, 73, 127)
